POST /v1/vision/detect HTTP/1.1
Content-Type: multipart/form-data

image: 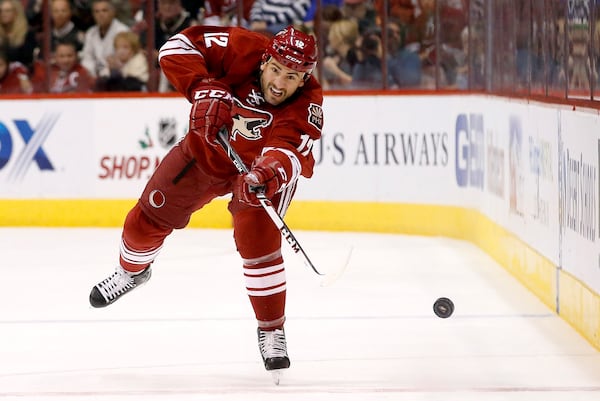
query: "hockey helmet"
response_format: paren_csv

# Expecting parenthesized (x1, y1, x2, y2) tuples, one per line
(264, 26, 317, 74)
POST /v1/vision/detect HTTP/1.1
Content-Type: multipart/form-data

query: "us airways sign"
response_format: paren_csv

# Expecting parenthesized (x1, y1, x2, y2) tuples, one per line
(314, 131, 449, 167)
(0, 113, 59, 182)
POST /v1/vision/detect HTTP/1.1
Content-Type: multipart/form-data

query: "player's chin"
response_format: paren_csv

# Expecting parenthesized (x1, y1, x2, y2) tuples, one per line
(266, 95, 286, 106)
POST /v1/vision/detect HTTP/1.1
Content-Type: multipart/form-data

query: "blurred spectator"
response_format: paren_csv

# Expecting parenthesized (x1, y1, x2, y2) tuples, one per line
(373, 0, 415, 26)
(352, 28, 389, 88)
(322, 18, 359, 89)
(95, 30, 148, 91)
(51, 0, 85, 53)
(180, 0, 201, 22)
(112, 0, 133, 26)
(453, 26, 469, 89)
(304, 0, 343, 28)
(386, 18, 421, 88)
(411, 0, 436, 87)
(201, 0, 252, 26)
(35, 39, 95, 92)
(25, 0, 43, 34)
(135, 0, 193, 92)
(341, 0, 377, 34)
(0, 0, 38, 71)
(150, 0, 193, 50)
(71, 0, 133, 31)
(249, 0, 310, 36)
(71, 0, 95, 31)
(311, 4, 343, 62)
(80, 0, 129, 78)
(437, 1, 467, 87)
(0, 46, 33, 93)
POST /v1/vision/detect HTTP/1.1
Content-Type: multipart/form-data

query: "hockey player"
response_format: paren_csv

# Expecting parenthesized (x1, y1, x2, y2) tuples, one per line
(89, 25, 323, 378)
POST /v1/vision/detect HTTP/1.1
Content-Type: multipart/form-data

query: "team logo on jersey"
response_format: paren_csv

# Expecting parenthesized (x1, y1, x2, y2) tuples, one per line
(231, 99, 273, 141)
(307, 103, 323, 131)
(246, 89, 264, 107)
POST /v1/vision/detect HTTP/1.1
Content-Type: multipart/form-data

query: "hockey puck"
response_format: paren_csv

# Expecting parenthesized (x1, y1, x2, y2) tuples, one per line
(433, 297, 454, 318)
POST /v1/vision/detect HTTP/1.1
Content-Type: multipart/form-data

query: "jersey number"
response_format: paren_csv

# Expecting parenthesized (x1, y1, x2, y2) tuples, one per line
(204, 32, 229, 48)
(298, 134, 314, 157)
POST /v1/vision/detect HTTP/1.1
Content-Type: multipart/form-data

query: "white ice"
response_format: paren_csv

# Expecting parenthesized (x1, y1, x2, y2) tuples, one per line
(1, 227, 599, 401)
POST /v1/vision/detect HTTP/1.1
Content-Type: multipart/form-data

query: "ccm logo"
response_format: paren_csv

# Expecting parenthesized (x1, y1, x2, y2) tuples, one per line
(194, 89, 232, 101)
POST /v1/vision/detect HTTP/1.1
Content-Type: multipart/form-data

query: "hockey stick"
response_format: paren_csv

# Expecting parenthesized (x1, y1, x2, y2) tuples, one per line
(216, 128, 323, 276)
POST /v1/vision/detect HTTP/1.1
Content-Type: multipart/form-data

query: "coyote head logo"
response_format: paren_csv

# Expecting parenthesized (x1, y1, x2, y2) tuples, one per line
(231, 99, 273, 141)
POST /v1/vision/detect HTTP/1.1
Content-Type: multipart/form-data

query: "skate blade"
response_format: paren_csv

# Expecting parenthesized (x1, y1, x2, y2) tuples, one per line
(271, 369, 283, 385)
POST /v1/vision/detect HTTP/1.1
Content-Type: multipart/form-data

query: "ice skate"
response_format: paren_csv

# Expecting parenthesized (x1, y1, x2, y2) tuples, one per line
(89, 265, 151, 308)
(257, 327, 290, 385)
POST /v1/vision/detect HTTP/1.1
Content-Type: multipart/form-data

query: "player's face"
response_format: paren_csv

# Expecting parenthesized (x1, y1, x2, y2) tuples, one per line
(260, 58, 305, 106)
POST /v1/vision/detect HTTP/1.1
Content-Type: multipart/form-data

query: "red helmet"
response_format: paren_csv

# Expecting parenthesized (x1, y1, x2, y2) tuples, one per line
(264, 26, 317, 74)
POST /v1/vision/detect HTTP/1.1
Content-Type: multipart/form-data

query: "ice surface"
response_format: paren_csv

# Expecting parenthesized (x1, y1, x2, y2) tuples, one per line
(0, 227, 599, 400)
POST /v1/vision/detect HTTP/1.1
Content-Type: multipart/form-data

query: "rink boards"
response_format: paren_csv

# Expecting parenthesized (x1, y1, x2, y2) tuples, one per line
(0, 93, 598, 350)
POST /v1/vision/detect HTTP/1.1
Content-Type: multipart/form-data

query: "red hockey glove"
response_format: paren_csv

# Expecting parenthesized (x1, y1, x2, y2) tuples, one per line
(189, 82, 233, 147)
(236, 155, 288, 207)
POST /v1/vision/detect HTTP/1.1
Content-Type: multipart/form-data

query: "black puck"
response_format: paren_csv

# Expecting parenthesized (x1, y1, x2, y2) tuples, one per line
(433, 297, 454, 318)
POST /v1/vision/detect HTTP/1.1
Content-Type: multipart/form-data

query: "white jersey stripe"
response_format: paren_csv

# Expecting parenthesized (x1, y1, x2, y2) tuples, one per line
(158, 34, 204, 62)
(169, 33, 196, 48)
(158, 48, 203, 62)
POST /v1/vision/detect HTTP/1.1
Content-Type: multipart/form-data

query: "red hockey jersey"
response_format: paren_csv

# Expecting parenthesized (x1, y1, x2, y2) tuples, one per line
(158, 26, 324, 181)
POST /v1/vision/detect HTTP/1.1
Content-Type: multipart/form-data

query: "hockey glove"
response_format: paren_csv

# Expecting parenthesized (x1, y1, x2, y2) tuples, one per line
(236, 155, 288, 206)
(189, 81, 233, 147)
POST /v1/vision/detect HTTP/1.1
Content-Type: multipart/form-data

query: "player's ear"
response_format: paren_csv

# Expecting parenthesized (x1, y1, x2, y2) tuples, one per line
(260, 53, 270, 72)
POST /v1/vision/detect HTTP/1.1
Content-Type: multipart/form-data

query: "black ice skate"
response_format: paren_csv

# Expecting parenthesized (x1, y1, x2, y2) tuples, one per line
(257, 327, 290, 384)
(89, 265, 151, 308)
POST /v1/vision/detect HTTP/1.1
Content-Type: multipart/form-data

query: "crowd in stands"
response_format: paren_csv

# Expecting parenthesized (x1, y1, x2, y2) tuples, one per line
(0, 0, 470, 94)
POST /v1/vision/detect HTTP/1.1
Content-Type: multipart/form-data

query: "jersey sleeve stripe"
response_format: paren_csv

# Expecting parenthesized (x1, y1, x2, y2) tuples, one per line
(158, 34, 204, 61)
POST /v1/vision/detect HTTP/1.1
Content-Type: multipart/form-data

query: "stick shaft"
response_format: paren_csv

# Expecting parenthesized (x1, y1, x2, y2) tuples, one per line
(216, 129, 322, 275)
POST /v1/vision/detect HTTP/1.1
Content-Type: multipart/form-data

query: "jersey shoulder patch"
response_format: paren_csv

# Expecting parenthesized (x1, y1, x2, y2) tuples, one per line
(307, 103, 323, 131)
